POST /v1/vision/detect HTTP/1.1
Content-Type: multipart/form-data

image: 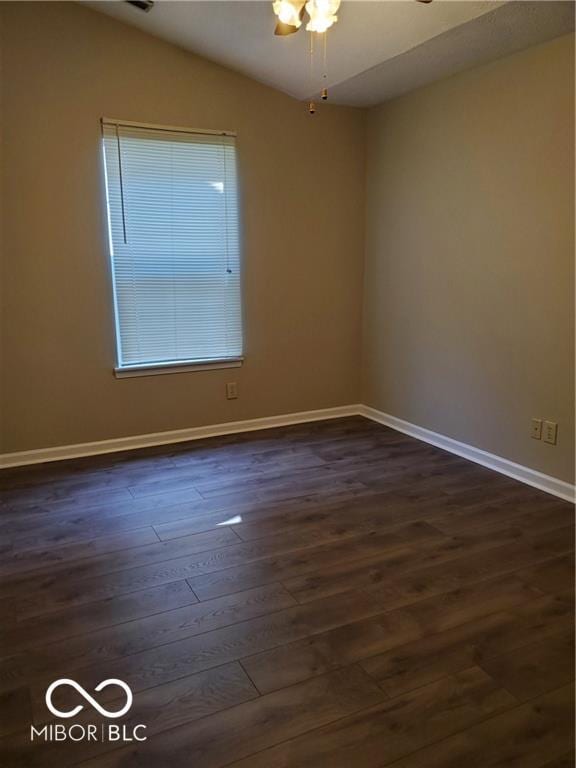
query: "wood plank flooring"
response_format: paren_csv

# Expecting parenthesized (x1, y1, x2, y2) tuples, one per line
(0, 416, 573, 767)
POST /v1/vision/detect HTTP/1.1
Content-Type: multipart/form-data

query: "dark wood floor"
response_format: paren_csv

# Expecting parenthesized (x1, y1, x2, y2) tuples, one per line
(0, 416, 573, 768)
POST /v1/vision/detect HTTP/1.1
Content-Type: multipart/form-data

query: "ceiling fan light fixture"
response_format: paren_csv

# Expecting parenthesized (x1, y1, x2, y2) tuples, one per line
(273, 0, 304, 28)
(305, 0, 340, 33)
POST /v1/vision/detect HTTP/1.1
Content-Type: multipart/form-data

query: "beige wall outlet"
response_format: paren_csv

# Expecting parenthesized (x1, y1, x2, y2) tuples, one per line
(226, 382, 238, 400)
(543, 420, 558, 445)
(530, 418, 542, 440)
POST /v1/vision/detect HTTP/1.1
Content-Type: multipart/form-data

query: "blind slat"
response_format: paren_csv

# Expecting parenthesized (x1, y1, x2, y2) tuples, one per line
(102, 122, 243, 369)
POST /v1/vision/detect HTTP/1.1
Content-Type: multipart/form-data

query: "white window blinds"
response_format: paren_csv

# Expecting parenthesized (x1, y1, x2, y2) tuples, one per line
(102, 120, 243, 371)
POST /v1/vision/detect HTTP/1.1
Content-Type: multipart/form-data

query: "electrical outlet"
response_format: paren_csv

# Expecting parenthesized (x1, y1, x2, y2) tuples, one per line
(543, 420, 558, 445)
(531, 418, 542, 440)
(226, 382, 238, 400)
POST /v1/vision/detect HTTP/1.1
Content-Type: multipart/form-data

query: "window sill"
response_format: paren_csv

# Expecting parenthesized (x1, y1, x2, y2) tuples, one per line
(114, 358, 244, 378)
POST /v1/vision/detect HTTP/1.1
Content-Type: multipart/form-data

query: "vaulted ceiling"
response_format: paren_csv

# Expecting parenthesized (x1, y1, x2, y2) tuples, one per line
(87, 1, 575, 106)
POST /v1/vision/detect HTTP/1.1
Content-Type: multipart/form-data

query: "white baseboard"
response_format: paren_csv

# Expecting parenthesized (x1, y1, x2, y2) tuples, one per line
(1, 402, 573, 503)
(0, 405, 360, 469)
(358, 405, 575, 503)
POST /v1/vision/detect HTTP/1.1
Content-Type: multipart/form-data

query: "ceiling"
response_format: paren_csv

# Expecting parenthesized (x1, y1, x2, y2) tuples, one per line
(87, 1, 575, 107)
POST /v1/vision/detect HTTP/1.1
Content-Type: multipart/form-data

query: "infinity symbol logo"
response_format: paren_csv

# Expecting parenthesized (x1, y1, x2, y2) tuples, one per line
(45, 679, 133, 719)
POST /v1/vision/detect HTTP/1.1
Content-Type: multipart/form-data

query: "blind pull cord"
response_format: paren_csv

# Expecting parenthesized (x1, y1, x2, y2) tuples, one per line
(223, 140, 232, 275)
(116, 125, 128, 245)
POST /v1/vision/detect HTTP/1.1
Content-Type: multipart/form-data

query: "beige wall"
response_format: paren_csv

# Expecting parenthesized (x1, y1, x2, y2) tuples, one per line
(363, 34, 575, 483)
(1, 5, 574, 487)
(0, 2, 366, 452)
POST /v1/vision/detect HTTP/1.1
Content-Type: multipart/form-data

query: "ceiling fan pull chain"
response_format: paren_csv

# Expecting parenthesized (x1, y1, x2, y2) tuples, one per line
(322, 30, 328, 101)
(308, 30, 316, 114)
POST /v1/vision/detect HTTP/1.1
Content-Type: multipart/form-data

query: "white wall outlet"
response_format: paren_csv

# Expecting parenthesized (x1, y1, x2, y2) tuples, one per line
(226, 382, 238, 400)
(531, 418, 542, 440)
(543, 420, 558, 445)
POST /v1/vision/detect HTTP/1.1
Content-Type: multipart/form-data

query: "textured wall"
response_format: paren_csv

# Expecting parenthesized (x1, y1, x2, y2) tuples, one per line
(363, 34, 575, 482)
(1, 5, 573, 487)
(0, 2, 366, 452)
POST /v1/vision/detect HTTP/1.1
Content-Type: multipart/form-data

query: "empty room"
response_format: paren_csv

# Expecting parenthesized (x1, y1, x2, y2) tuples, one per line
(0, 0, 574, 765)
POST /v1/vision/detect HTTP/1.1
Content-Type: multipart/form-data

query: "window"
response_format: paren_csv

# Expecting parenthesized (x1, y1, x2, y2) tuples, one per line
(102, 119, 243, 375)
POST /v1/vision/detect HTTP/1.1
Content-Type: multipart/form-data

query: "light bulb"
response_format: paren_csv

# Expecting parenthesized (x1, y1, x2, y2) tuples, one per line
(305, 0, 340, 33)
(273, 0, 303, 28)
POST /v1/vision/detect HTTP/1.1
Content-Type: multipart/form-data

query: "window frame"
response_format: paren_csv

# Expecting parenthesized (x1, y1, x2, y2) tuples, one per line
(100, 118, 245, 378)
